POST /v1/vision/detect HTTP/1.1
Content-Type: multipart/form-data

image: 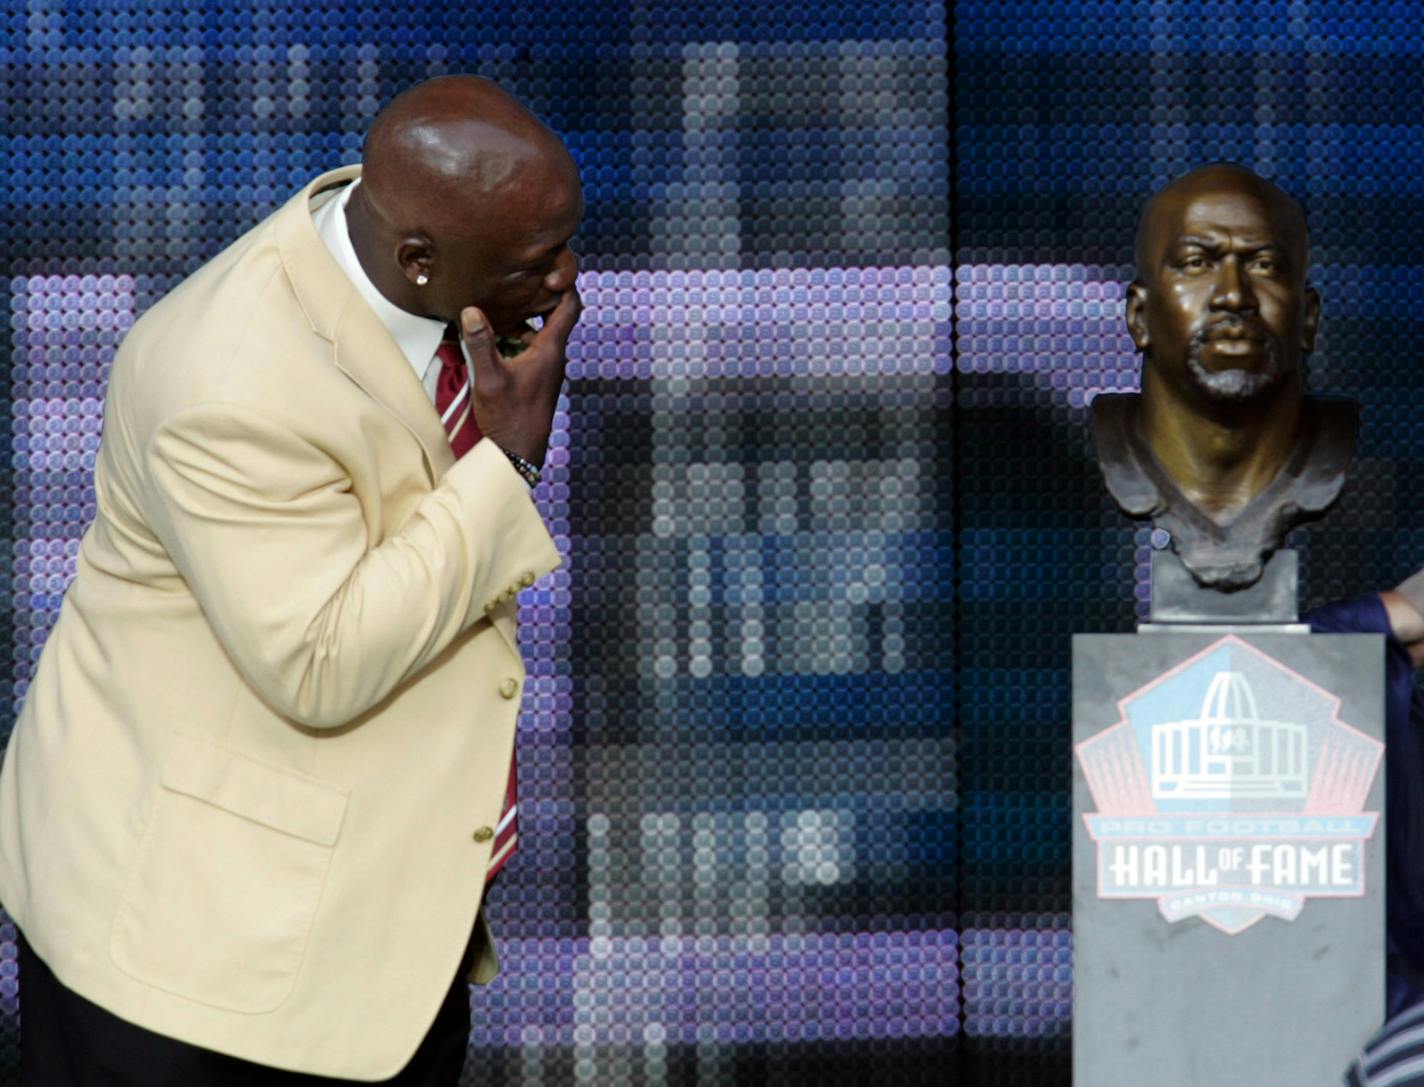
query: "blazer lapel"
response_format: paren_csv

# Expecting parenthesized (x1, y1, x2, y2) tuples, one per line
(275, 166, 455, 483)
(330, 296, 455, 482)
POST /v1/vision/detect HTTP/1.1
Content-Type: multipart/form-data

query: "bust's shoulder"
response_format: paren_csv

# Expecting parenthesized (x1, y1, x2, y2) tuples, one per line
(1086, 392, 1136, 469)
(1089, 393, 1161, 516)
(1294, 395, 1359, 508)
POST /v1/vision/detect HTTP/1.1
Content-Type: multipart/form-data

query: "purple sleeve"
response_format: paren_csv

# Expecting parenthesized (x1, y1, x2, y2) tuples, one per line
(1305, 593, 1392, 638)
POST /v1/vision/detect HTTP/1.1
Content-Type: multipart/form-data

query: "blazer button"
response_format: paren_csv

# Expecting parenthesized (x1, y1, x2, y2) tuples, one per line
(498, 677, 519, 699)
(472, 826, 494, 843)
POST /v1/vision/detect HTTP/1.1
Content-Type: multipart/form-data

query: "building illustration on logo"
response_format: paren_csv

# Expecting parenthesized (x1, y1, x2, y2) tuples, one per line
(1150, 671, 1309, 802)
(1076, 636, 1382, 935)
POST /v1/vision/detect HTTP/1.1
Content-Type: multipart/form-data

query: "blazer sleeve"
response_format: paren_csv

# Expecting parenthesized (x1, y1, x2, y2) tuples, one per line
(142, 401, 561, 728)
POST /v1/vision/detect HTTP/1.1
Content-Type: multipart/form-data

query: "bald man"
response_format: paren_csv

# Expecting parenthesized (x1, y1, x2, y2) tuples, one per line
(1092, 163, 1356, 589)
(0, 77, 582, 1083)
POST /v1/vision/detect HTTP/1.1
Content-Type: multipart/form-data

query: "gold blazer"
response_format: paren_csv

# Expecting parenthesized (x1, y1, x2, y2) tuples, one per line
(0, 166, 562, 1078)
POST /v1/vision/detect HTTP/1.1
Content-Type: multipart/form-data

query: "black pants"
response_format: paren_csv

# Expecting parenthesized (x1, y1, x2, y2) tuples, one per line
(18, 931, 472, 1086)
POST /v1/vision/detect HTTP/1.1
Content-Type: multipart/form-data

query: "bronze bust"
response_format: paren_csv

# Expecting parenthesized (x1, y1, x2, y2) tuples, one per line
(1091, 163, 1357, 590)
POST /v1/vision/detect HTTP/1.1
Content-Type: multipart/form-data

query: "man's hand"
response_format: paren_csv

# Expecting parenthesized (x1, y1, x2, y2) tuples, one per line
(461, 288, 582, 466)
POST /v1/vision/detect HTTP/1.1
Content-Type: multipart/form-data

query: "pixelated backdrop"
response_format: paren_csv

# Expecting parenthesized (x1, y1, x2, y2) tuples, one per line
(3, 1, 1424, 1085)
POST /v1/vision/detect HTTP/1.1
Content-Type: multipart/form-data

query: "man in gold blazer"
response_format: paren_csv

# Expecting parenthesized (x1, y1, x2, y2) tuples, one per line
(0, 76, 582, 1082)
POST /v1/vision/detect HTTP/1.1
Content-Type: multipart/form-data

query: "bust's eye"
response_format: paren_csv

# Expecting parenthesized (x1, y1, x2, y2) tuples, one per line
(1251, 256, 1278, 274)
(1180, 254, 1209, 271)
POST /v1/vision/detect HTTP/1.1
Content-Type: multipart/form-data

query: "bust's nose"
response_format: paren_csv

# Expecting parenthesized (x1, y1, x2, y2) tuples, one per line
(1209, 255, 1258, 314)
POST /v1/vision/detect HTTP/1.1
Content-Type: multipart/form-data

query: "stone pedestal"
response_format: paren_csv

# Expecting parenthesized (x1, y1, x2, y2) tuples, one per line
(1072, 551, 1385, 1086)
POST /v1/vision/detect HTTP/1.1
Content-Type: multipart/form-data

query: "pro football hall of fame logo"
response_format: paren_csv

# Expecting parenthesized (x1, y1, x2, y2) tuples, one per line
(1075, 635, 1383, 935)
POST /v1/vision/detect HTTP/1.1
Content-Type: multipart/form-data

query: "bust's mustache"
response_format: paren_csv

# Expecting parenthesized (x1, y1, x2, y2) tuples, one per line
(1195, 315, 1269, 345)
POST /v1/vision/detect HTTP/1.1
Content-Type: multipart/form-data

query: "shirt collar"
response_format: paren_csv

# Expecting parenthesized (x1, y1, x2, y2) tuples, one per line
(312, 180, 447, 383)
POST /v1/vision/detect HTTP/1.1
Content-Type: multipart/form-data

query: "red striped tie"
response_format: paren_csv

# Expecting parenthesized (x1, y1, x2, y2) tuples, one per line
(434, 331, 482, 456)
(435, 330, 518, 878)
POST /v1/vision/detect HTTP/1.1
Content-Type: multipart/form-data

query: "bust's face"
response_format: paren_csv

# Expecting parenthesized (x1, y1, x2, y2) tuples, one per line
(1129, 170, 1319, 410)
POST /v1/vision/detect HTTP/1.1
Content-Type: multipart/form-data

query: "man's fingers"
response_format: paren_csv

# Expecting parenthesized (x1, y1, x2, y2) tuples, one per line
(532, 288, 583, 353)
(460, 306, 498, 362)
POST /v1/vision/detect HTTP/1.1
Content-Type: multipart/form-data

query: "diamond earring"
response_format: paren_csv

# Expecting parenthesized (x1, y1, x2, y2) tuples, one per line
(415, 273, 429, 286)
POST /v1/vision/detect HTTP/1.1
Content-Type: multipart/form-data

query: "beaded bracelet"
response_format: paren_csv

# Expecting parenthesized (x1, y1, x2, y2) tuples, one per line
(501, 447, 543, 488)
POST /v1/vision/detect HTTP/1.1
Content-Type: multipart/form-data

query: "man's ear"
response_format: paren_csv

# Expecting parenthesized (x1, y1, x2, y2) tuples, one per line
(1126, 281, 1150, 352)
(396, 235, 435, 287)
(1301, 285, 1321, 353)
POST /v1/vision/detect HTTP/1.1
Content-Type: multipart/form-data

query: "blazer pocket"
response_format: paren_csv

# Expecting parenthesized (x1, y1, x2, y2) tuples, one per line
(110, 734, 348, 1013)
